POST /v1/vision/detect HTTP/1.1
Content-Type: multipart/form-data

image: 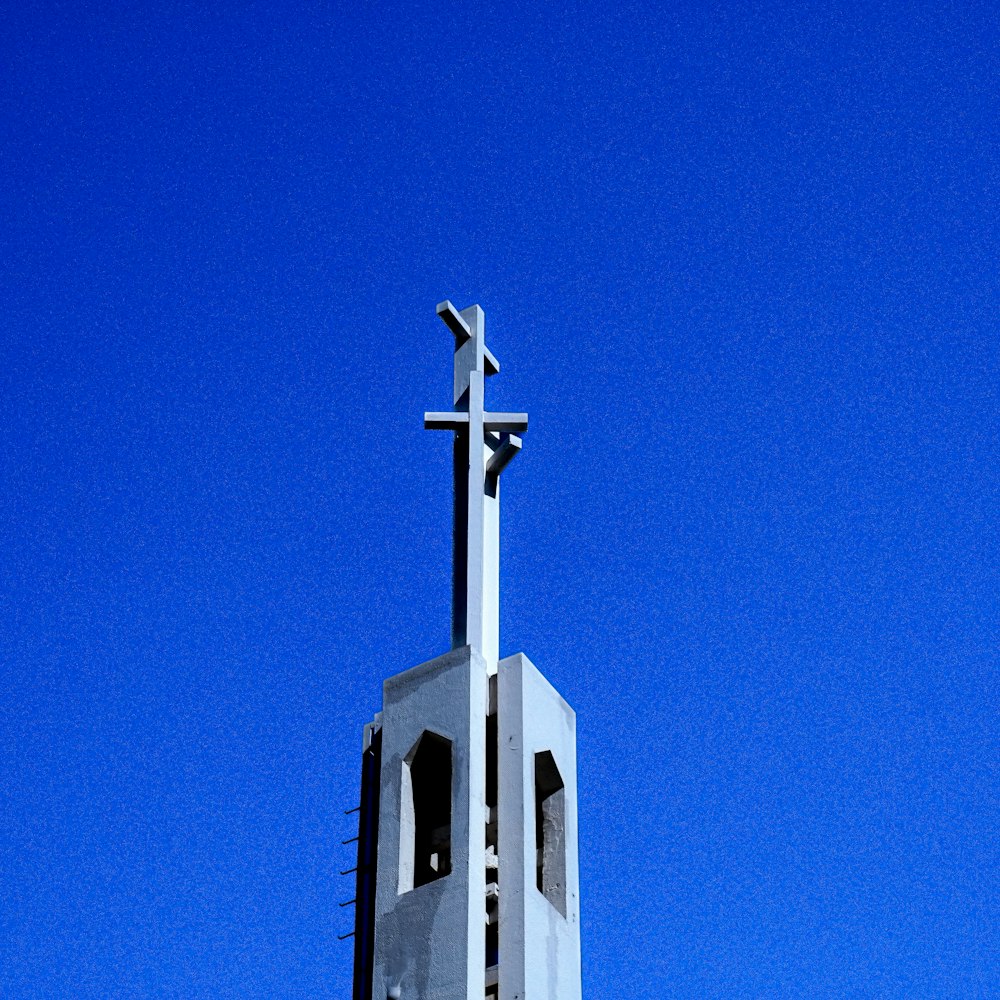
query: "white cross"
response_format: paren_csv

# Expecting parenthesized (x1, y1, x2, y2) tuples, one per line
(424, 301, 528, 668)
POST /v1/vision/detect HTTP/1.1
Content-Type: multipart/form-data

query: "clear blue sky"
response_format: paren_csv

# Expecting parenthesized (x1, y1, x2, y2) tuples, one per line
(2, 2, 998, 997)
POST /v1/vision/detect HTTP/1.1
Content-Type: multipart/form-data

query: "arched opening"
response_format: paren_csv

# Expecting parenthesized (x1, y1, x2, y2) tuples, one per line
(534, 750, 566, 916)
(399, 731, 453, 892)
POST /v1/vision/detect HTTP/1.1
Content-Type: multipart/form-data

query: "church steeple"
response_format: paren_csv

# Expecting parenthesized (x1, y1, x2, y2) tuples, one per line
(349, 302, 582, 1000)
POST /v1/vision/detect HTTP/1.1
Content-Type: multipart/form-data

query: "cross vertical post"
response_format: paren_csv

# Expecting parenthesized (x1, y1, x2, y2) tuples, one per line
(425, 301, 527, 670)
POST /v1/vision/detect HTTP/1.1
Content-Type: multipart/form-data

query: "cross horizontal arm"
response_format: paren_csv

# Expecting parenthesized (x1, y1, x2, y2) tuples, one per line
(436, 300, 471, 343)
(425, 412, 528, 433)
(483, 345, 500, 376)
(425, 412, 469, 430)
(437, 300, 500, 375)
(484, 413, 528, 433)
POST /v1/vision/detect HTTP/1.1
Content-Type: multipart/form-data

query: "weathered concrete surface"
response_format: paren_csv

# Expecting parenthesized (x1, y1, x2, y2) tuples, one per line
(497, 653, 582, 1000)
(371, 645, 487, 1000)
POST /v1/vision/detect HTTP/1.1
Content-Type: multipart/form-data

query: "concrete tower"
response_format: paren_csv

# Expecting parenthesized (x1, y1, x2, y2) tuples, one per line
(348, 302, 582, 1000)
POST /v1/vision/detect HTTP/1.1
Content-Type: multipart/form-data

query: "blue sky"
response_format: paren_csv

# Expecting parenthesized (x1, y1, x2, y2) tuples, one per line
(2, 2, 998, 997)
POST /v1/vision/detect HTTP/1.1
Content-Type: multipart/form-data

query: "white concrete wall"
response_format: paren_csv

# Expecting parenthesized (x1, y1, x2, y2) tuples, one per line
(497, 653, 582, 1000)
(371, 645, 487, 1000)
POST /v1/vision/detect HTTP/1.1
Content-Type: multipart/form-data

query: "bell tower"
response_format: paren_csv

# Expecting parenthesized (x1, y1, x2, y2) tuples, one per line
(348, 302, 582, 1000)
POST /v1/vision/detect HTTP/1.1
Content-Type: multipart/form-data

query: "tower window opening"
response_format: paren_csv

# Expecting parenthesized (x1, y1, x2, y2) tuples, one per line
(486, 701, 498, 814)
(399, 731, 453, 892)
(485, 674, 500, 970)
(534, 751, 567, 916)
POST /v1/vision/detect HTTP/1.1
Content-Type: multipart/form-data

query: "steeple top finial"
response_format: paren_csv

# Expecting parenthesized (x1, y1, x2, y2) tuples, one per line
(436, 300, 499, 406)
